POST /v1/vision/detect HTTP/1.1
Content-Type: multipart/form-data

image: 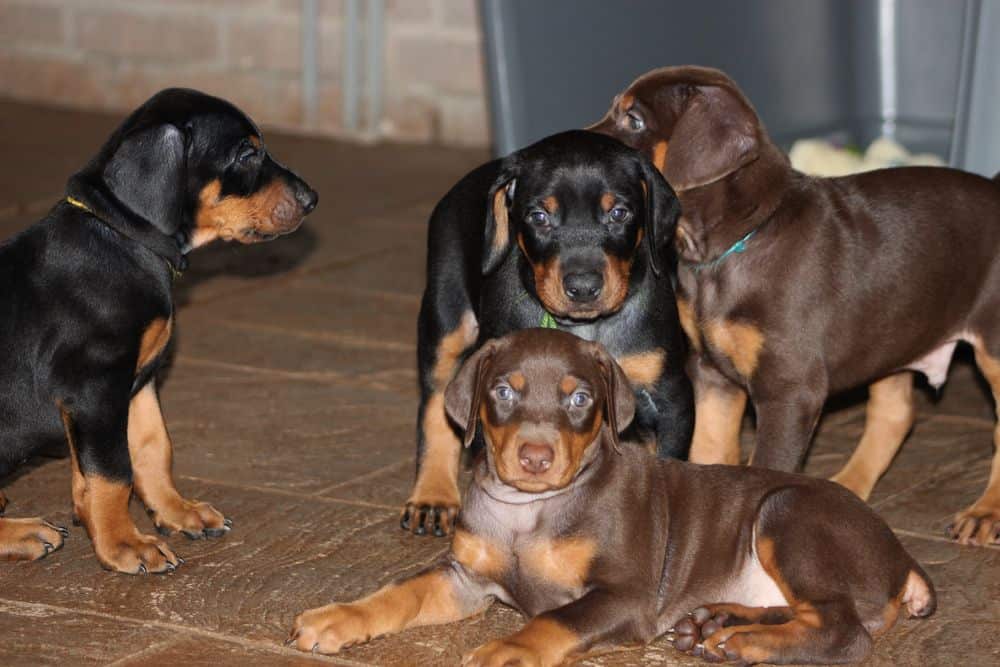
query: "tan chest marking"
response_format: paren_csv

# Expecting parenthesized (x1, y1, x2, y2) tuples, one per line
(617, 349, 665, 388)
(137, 317, 172, 372)
(676, 297, 701, 352)
(520, 537, 595, 590)
(704, 319, 764, 378)
(452, 529, 508, 579)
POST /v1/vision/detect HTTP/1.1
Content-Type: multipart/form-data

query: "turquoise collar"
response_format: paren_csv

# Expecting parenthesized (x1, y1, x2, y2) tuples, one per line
(688, 228, 758, 272)
(540, 311, 559, 329)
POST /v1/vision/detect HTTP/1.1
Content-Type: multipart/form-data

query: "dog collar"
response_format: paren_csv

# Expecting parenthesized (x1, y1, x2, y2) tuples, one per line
(688, 227, 758, 272)
(540, 311, 559, 329)
(65, 196, 184, 281)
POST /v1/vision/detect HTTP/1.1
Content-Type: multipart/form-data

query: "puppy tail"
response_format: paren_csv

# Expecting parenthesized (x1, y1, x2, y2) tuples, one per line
(900, 565, 936, 618)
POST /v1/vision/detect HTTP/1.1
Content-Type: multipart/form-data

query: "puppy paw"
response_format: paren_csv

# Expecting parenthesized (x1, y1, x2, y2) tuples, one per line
(148, 498, 231, 539)
(288, 603, 371, 654)
(400, 496, 459, 537)
(94, 530, 181, 574)
(463, 639, 542, 667)
(0, 517, 68, 561)
(948, 502, 1000, 546)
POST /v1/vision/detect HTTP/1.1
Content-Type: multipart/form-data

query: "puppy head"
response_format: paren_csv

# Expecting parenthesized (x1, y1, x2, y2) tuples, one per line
(444, 329, 635, 493)
(94, 88, 318, 249)
(590, 66, 761, 192)
(484, 130, 680, 320)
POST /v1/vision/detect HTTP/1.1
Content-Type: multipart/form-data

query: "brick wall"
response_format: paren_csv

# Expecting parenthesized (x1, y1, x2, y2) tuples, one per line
(0, 0, 490, 147)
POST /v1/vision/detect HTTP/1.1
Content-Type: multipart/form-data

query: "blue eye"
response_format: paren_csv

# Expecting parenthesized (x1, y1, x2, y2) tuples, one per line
(626, 111, 645, 131)
(495, 384, 514, 401)
(527, 210, 549, 226)
(570, 391, 591, 408)
(609, 206, 630, 223)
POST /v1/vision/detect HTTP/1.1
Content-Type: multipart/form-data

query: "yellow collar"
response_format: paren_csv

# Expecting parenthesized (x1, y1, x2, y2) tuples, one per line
(66, 195, 94, 215)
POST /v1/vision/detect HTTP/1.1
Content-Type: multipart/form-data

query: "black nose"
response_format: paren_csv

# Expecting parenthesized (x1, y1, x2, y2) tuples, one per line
(563, 271, 603, 302)
(297, 186, 318, 214)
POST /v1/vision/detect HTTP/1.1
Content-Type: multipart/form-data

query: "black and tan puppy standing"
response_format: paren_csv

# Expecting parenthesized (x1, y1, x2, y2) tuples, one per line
(593, 65, 1000, 546)
(402, 130, 693, 537)
(0, 89, 317, 572)
(291, 329, 934, 665)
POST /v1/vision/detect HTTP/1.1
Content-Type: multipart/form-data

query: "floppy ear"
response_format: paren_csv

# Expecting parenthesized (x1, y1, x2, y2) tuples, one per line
(482, 169, 517, 275)
(590, 343, 635, 453)
(665, 85, 759, 191)
(638, 156, 682, 277)
(444, 340, 499, 447)
(103, 123, 187, 236)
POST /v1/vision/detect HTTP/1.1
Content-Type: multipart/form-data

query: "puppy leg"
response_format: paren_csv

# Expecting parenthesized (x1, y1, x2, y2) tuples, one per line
(689, 357, 747, 465)
(949, 339, 1000, 545)
(749, 371, 828, 471)
(60, 401, 180, 574)
(403, 309, 478, 536)
(128, 383, 230, 539)
(464, 589, 656, 667)
(831, 373, 915, 500)
(651, 369, 695, 460)
(290, 563, 491, 654)
(0, 489, 69, 562)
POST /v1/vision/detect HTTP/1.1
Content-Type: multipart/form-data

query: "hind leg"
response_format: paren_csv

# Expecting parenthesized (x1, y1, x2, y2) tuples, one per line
(831, 372, 915, 500)
(948, 337, 1000, 545)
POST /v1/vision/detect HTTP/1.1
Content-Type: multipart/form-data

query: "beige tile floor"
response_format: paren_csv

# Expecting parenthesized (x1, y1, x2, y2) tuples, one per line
(0, 100, 997, 666)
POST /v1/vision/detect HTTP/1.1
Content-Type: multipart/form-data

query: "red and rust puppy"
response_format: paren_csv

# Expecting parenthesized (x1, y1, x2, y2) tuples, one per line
(291, 329, 934, 665)
(0, 89, 317, 571)
(592, 65, 1000, 546)
(403, 130, 693, 538)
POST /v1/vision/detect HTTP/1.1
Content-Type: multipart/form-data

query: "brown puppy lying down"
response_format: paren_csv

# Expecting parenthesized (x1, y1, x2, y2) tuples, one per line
(591, 65, 1000, 547)
(290, 329, 934, 665)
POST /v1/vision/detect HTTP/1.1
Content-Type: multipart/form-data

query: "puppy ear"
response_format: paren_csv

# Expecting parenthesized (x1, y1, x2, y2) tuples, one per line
(639, 157, 681, 277)
(483, 169, 517, 275)
(103, 123, 187, 236)
(444, 340, 498, 447)
(590, 343, 635, 453)
(665, 85, 759, 191)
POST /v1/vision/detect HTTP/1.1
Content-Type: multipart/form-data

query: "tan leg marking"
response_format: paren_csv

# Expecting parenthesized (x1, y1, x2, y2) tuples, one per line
(521, 537, 595, 591)
(704, 319, 764, 378)
(831, 373, 914, 500)
(453, 529, 508, 579)
(675, 297, 701, 352)
(407, 311, 479, 531)
(137, 317, 172, 372)
(617, 349, 665, 389)
(689, 384, 747, 465)
(949, 338, 1000, 545)
(59, 404, 179, 573)
(291, 569, 478, 654)
(128, 384, 228, 537)
(465, 617, 580, 667)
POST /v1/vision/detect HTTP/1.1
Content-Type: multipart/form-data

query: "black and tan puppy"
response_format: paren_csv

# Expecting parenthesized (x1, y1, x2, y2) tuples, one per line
(592, 65, 1000, 546)
(291, 329, 934, 665)
(0, 89, 317, 572)
(403, 130, 693, 537)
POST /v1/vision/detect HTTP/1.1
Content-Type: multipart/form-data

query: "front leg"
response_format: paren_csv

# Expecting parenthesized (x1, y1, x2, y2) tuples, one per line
(290, 562, 492, 654)
(59, 399, 180, 574)
(465, 589, 655, 667)
(749, 371, 827, 471)
(128, 383, 230, 539)
(688, 354, 747, 465)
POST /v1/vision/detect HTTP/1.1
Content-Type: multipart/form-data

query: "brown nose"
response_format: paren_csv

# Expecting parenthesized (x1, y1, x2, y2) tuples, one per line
(518, 442, 554, 474)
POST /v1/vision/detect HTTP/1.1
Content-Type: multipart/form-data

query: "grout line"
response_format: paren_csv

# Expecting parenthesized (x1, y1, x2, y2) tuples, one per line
(0, 597, 369, 667)
(312, 459, 413, 496)
(174, 355, 351, 384)
(892, 527, 1000, 550)
(187, 320, 416, 353)
(104, 638, 184, 667)
(871, 451, 989, 510)
(177, 474, 399, 512)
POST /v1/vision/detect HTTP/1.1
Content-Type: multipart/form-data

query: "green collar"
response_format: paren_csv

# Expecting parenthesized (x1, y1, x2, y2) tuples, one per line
(539, 311, 559, 329)
(688, 228, 758, 273)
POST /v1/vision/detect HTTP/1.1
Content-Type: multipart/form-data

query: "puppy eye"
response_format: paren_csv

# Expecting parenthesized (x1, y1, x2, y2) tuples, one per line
(625, 110, 645, 131)
(609, 206, 631, 223)
(527, 210, 550, 227)
(495, 384, 514, 401)
(570, 391, 591, 408)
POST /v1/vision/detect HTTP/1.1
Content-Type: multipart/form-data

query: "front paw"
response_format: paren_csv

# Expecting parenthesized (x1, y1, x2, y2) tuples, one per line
(148, 498, 231, 539)
(0, 517, 69, 561)
(400, 498, 459, 537)
(947, 501, 1000, 546)
(94, 530, 181, 574)
(288, 603, 371, 654)
(463, 639, 542, 667)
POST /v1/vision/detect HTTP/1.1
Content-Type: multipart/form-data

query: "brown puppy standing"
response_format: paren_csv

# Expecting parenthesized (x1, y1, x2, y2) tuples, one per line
(290, 329, 934, 665)
(592, 65, 1000, 546)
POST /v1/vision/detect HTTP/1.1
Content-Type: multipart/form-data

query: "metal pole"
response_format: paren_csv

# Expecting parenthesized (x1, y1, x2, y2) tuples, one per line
(365, 0, 385, 138)
(343, 0, 362, 132)
(300, 0, 319, 130)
